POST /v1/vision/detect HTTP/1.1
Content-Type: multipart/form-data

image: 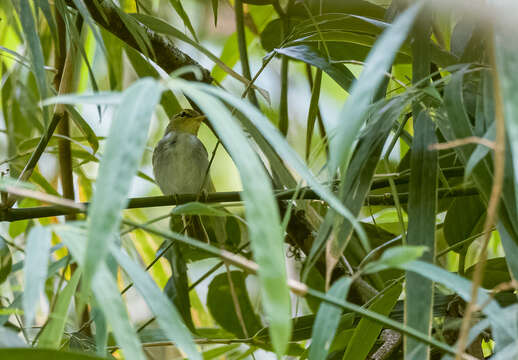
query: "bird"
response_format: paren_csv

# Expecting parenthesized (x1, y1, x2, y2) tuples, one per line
(153, 109, 210, 195)
(152, 109, 225, 246)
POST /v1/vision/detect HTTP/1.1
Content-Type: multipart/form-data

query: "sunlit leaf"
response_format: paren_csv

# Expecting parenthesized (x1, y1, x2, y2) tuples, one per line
(83, 78, 162, 306)
(23, 226, 51, 327)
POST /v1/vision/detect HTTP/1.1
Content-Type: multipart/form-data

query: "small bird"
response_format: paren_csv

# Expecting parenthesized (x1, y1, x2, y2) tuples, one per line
(152, 109, 224, 244)
(153, 109, 210, 196)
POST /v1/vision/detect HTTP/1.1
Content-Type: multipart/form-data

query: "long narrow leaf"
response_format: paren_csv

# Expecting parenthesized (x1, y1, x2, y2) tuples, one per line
(308, 277, 351, 360)
(111, 246, 201, 360)
(342, 284, 402, 360)
(275, 45, 355, 92)
(167, 80, 291, 357)
(405, 9, 436, 358)
(15, 0, 49, 125)
(198, 82, 369, 247)
(83, 78, 162, 304)
(23, 226, 51, 327)
(38, 269, 82, 348)
(56, 224, 146, 360)
(329, 1, 423, 173)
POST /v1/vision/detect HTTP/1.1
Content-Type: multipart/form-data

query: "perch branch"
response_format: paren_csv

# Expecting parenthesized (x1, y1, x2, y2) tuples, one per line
(0, 187, 479, 222)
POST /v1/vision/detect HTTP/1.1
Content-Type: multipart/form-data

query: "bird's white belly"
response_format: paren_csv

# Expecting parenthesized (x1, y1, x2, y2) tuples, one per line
(153, 132, 210, 195)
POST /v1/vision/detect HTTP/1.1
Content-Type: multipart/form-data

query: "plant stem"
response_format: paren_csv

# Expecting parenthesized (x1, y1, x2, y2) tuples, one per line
(234, 0, 258, 107)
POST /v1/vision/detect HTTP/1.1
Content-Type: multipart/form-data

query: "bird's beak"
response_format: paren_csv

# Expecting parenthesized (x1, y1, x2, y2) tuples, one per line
(191, 115, 207, 124)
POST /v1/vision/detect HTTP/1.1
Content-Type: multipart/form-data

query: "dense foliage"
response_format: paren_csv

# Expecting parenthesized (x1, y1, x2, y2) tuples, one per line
(1, 0, 518, 359)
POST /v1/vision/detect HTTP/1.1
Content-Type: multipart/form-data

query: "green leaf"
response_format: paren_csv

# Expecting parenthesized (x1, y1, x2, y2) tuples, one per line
(465, 122, 495, 180)
(163, 241, 195, 331)
(202, 344, 241, 359)
(308, 277, 352, 360)
(207, 271, 262, 337)
(15, 0, 49, 125)
(70, 0, 108, 57)
(324, 97, 406, 273)
(287, 0, 385, 20)
(56, 224, 146, 360)
(198, 82, 369, 253)
(406, 106, 437, 360)
(329, 1, 423, 173)
(399, 261, 514, 342)
(443, 197, 485, 254)
(83, 78, 162, 304)
(111, 246, 201, 360)
(132, 13, 269, 101)
(0, 236, 12, 284)
(41, 92, 122, 106)
(305, 68, 322, 160)
(171, 202, 230, 217)
(124, 45, 182, 118)
(362, 246, 428, 274)
(0, 348, 106, 360)
(35, 0, 57, 44)
(342, 284, 402, 360)
(465, 257, 512, 289)
(211, 33, 240, 83)
(167, 80, 291, 357)
(66, 105, 99, 154)
(275, 45, 355, 92)
(494, 4, 518, 233)
(167, 0, 198, 41)
(23, 226, 52, 326)
(38, 269, 82, 349)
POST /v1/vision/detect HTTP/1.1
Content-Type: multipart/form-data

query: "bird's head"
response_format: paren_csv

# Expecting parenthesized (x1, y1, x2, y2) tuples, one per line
(165, 109, 206, 135)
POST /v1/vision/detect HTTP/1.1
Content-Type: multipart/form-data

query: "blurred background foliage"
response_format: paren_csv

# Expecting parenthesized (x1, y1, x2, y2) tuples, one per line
(1, 0, 518, 359)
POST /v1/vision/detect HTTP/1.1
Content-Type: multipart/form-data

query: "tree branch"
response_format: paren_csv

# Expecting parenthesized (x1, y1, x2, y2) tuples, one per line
(1, 187, 478, 222)
(65, 0, 212, 83)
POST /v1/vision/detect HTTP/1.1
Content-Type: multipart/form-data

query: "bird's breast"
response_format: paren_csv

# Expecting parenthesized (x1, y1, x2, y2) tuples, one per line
(152, 132, 210, 195)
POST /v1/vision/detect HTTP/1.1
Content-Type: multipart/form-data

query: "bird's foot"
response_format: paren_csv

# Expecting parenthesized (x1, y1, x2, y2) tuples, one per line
(198, 189, 209, 203)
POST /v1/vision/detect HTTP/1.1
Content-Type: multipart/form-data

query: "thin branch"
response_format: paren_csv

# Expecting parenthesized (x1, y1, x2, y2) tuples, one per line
(0, 187, 479, 222)
(0, 184, 85, 211)
(369, 329, 402, 360)
(429, 136, 496, 151)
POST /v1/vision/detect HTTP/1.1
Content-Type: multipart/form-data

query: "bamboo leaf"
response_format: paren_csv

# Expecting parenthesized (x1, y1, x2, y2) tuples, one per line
(15, 0, 49, 125)
(23, 226, 52, 327)
(83, 78, 162, 304)
(111, 246, 201, 360)
(329, 1, 423, 173)
(38, 269, 82, 349)
(198, 82, 369, 248)
(167, 80, 291, 356)
(362, 246, 427, 274)
(308, 277, 351, 360)
(275, 45, 355, 92)
(56, 224, 146, 360)
(131, 13, 270, 102)
(0, 236, 12, 285)
(342, 284, 402, 360)
(167, 0, 198, 41)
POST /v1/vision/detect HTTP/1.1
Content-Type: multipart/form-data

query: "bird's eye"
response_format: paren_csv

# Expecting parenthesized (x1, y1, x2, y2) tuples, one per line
(179, 111, 187, 117)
